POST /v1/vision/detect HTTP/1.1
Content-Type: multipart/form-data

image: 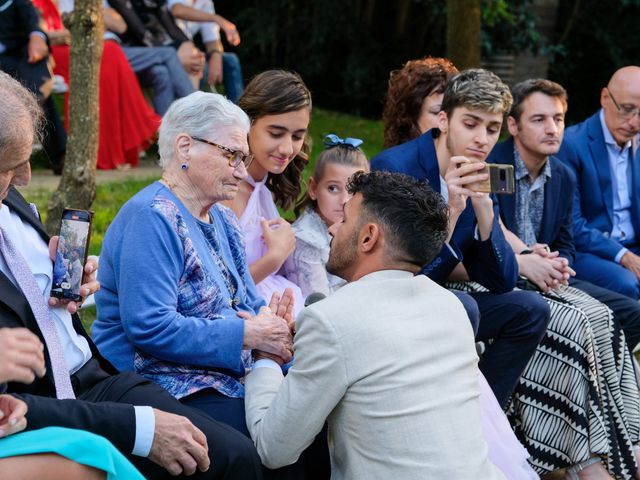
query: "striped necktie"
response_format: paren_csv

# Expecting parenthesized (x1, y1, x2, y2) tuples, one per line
(0, 226, 75, 399)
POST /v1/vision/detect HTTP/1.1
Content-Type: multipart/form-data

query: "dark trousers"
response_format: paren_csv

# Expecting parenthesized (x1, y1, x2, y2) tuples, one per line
(451, 290, 480, 335)
(471, 290, 550, 408)
(74, 361, 262, 480)
(182, 388, 331, 480)
(571, 277, 640, 352)
(0, 49, 66, 169)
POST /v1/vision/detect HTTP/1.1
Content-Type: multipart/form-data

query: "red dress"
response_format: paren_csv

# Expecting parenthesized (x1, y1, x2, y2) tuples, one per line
(33, 0, 160, 170)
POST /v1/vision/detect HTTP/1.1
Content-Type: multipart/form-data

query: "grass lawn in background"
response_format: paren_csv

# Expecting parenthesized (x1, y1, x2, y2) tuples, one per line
(29, 107, 383, 330)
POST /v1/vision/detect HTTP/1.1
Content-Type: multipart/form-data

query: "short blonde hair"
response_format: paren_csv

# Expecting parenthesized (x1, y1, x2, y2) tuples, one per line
(441, 69, 512, 118)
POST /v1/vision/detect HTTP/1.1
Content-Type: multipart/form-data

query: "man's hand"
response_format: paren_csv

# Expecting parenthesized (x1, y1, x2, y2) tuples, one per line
(517, 253, 571, 292)
(0, 328, 46, 384)
(621, 251, 640, 279)
(27, 34, 48, 63)
(240, 307, 293, 362)
(177, 42, 205, 75)
(214, 16, 240, 46)
(149, 410, 210, 476)
(207, 52, 223, 85)
(0, 395, 27, 438)
(445, 156, 487, 218)
(445, 156, 494, 240)
(48, 236, 100, 314)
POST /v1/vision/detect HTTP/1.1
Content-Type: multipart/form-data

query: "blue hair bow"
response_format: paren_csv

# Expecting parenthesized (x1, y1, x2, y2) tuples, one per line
(323, 134, 364, 150)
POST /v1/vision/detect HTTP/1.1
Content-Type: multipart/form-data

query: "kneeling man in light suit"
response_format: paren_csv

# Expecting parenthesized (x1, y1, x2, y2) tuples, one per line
(244, 170, 504, 480)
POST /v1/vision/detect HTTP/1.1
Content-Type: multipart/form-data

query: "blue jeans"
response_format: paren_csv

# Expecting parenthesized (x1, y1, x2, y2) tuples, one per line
(123, 46, 195, 115)
(201, 52, 244, 103)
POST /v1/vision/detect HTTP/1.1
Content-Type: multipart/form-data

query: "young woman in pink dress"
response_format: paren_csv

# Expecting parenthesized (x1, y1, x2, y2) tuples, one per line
(225, 70, 310, 316)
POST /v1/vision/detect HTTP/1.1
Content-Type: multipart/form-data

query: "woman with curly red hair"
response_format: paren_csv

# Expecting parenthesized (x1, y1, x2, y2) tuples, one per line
(382, 56, 457, 148)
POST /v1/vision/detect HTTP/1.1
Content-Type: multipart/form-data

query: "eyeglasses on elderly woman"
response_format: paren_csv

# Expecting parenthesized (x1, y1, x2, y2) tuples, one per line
(191, 136, 254, 170)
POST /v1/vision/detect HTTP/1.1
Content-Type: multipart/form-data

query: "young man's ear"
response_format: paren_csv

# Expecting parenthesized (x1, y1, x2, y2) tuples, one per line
(507, 116, 519, 137)
(359, 223, 380, 253)
(437, 110, 449, 135)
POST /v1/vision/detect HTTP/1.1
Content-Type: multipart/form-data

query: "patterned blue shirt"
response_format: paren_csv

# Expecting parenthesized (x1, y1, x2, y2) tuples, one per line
(514, 145, 552, 246)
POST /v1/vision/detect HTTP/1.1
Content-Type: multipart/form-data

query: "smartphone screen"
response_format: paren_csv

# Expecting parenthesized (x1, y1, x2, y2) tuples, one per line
(50, 209, 93, 301)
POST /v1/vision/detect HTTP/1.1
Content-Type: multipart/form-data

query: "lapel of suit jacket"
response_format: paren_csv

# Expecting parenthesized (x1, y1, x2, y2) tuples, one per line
(629, 135, 640, 235)
(539, 158, 562, 243)
(491, 139, 517, 231)
(416, 130, 443, 192)
(587, 113, 614, 223)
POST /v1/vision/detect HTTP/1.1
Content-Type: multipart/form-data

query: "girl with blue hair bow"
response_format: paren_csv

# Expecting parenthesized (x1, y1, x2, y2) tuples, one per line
(284, 134, 369, 297)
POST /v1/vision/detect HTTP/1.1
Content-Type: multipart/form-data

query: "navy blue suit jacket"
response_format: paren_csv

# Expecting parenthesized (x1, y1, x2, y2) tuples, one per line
(556, 111, 640, 261)
(488, 138, 577, 266)
(371, 130, 517, 293)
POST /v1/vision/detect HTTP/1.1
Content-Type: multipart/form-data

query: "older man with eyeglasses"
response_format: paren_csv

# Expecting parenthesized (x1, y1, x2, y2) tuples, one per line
(557, 66, 640, 299)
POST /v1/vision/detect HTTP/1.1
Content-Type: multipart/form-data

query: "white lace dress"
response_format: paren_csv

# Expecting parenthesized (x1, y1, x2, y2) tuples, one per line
(284, 207, 346, 298)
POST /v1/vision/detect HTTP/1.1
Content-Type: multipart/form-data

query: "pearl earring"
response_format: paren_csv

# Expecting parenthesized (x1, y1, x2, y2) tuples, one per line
(181, 163, 189, 171)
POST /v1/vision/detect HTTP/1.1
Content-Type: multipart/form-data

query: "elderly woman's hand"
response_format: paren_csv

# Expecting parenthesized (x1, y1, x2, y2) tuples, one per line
(240, 307, 293, 363)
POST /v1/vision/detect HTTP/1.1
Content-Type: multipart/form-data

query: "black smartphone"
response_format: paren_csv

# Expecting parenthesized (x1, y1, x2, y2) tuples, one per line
(50, 208, 93, 302)
(475, 164, 515, 195)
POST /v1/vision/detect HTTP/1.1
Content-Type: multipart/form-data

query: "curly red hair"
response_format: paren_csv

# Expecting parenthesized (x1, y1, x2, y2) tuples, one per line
(382, 57, 458, 148)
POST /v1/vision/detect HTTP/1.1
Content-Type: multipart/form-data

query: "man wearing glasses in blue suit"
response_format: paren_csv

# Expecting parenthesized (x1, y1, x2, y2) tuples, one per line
(557, 66, 640, 299)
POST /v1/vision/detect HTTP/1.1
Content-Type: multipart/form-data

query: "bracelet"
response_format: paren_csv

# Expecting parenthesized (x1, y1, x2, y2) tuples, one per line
(519, 249, 534, 255)
(209, 48, 223, 55)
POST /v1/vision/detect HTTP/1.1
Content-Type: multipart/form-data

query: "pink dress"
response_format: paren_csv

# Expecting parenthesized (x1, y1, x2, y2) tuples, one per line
(479, 373, 539, 479)
(239, 175, 305, 316)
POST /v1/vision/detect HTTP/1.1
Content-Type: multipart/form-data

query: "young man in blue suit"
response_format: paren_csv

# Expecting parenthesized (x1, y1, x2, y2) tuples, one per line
(557, 66, 640, 299)
(489, 78, 640, 351)
(371, 69, 550, 407)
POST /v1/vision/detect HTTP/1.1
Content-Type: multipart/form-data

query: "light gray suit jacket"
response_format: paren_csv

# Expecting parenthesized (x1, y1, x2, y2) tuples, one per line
(245, 269, 504, 480)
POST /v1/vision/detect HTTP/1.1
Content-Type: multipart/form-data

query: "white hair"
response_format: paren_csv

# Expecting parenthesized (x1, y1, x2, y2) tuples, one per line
(158, 91, 250, 168)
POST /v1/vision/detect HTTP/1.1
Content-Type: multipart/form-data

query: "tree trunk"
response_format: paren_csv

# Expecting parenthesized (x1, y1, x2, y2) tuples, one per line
(45, 0, 103, 234)
(446, 0, 481, 70)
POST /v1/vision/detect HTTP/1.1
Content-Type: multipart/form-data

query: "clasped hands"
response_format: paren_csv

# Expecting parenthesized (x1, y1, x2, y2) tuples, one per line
(240, 288, 295, 366)
(518, 244, 575, 293)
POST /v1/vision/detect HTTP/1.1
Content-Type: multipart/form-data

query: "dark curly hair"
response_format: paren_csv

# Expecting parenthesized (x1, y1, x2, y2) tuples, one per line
(347, 171, 449, 268)
(382, 57, 458, 148)
(239, 70, 312, 211)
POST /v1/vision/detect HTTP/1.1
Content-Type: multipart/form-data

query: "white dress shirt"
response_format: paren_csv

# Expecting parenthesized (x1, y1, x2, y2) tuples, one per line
(600, 109, 635, 262)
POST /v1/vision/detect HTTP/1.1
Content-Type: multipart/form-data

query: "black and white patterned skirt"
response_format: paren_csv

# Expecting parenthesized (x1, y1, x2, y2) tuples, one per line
(448, 282, 640, 479)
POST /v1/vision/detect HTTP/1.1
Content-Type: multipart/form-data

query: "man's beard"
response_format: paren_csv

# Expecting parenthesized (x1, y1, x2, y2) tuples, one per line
(326, 229, 359, 280)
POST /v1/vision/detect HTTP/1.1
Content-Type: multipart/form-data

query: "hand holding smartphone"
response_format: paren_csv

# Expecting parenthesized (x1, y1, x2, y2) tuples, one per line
(50, 209, 93, 302)
(473, 164, 515, 194)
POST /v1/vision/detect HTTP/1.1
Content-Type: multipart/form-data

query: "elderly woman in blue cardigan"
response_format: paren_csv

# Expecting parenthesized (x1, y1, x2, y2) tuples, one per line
(93, 91, 294, 436)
